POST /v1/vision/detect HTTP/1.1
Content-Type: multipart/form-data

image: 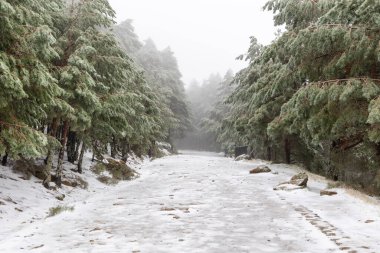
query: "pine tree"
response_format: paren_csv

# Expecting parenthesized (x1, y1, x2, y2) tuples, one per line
(267, 0, 380, 177)
(49, 0, 117, 185)
(0, 0, 67, 164)
(220, 0, 380, 192)
(0, 0, 183, 188)
(135, 39, 190, 148)
(114, 22, 191, 151)
(202, 70, 236, 152)
(113, 19, 142, 58)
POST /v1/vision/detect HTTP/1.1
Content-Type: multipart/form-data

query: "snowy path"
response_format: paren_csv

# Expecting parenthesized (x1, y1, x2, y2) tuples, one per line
(1, 151, 380, 252)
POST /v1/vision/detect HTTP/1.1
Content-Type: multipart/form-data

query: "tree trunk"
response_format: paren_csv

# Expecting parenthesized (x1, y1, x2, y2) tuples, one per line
(284, 137, 291, 164)
(121, 139, 129, 162)
(267, 146, 272, 161)
(1, 153, 8, 166)
(148, 144, 154, 158)
(67, 131, 77, 163)
(56, 120, 69, 187)
(43, 118, 59, 188)
(77, 142, 86, 174)
(92, 141, 103, 161)
(111, 135, 117, 158)
(74, 139, 80, 162)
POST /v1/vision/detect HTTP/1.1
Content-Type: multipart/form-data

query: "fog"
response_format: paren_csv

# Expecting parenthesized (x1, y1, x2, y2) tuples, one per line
(108, 0, 276, 84)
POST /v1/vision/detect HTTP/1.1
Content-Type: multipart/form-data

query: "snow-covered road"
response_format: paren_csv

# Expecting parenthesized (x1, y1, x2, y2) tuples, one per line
(1, 151, 379, 252)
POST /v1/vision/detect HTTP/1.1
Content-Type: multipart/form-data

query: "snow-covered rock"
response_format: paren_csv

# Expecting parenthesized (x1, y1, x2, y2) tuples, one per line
(59, 172, 88, 189)
(156, 142, 172, 150)
(273, 172, 308, 191)
(290, 172, 308, 187)
(249, 165, 271, 174)
(235, 154, 249, 161)
(273, 183, 305, 191)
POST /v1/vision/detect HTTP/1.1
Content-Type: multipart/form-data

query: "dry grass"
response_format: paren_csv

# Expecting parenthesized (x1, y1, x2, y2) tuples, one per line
(326, 181, 345, 189)
(342, 187, 380, 206)
(48, 205, 74, 217)
(91, 158, 139, 185)
(96, 175, 118, 185)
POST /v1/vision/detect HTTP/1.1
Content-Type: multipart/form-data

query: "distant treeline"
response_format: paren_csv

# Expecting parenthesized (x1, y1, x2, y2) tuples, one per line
(175, 71, 235, 152)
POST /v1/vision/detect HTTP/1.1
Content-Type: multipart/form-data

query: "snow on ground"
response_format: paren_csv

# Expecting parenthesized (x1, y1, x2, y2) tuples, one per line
(0, 151, 379, 252)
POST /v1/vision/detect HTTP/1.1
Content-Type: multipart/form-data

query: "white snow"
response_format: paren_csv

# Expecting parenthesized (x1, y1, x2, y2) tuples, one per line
(0, 151, 379, 252)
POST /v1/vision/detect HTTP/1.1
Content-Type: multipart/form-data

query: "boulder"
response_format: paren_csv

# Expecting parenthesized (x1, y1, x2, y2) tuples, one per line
(249, 165, 271, 174)
(289, 172, 308, 187)
(320, 190, 338, 196)
(273, 172, 309, 191)
(60, 173, 88, 189)
(13, 159, 46, 180)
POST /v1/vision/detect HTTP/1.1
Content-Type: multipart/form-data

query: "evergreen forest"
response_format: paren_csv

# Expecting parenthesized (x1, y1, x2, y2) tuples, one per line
(1, 0, 380, 251)
(0, 0, 190, 187)
(1, 0, 380, 197)
(196, 0, 380, 194)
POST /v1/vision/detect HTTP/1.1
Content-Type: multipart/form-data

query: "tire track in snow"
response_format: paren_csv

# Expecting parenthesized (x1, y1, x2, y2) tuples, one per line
(293, 205, 374, 253)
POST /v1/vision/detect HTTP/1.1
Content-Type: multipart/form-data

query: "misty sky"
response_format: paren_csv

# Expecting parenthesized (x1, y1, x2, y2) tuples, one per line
(108, 0, 277, 85)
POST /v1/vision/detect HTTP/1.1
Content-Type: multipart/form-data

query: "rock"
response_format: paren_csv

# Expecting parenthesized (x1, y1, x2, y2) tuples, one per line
(55, 194, 65, 201)
(235, 154, 249, 161)
(273, 172, 309, 191)
(60, 173, 88, 189)
(273, 183, 305, 191)
(156, 141, 172, 151)
(249, 165, 271, 174)
(320, 190, 338, 196)
(49, 185, 58, 191)
(13, 159, 46, 180)
(290, 172, 308, 187)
